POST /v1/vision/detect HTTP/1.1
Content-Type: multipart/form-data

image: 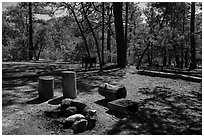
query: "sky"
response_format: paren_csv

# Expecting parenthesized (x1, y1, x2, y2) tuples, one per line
(1, 2, 202, 21)
(2, 2, 147, 21)
(2, 2, 147, 11)
(2, 2, 18, 11)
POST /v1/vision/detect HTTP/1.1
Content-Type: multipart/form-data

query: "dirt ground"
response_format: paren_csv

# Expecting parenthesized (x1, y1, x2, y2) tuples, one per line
(2, 62, 202, 135)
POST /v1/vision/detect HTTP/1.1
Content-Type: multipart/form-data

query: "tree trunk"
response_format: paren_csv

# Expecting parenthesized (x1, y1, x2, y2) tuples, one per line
(173, 44, 180, 68)
(168, 50, 172, 66)
(136, 41, 151, 69)
(190, 2, 197, 69)
(107, 26, 111, 51)
(181, 44, 184, 68)
(101, 2, 105, 66)
(147, 49, 152, 66)
(149, 43, 153, 66)
(81, 2, 102, 71)
(28, 3, 37, 60)
(107, 5, 112, 51)
(181, 7, 186, 69)
(28, 3, 33, 60)
(125, 2, 129, 49)
(163, 47, 167, 66)
(185, 48, 189, 68)
(36, 43, 44, 60)
(70, 7, 90, 58)
(113, 2, 127, 68)
(125, 2, 129, 64)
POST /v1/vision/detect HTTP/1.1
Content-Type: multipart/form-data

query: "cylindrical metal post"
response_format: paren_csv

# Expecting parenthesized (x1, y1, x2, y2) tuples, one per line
(62, 71, 77, 99)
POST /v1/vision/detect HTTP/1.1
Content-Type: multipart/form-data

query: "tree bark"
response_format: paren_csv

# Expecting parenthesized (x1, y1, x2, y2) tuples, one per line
(36, 43, 44, 60)
(69, 5, 90, 58)
(147, 49, 152, 66)
(113, 2, 127, 68)
(190, 2, 197, 69)
(136, 40, 151, 69)
(28, 2, 33, 60)
(181, 7, 186, 68)
(28, 2, 37, 60)
(107, 4, 112, 51)
(162, 47, 167, 66)
(125, 2, 129, 49)
(173, 44, 180, 68)
(101, 2, 105, 66)
(168, 50, 172, 66)
(81, 2, 102, 71)
(185, 48, 189, 67)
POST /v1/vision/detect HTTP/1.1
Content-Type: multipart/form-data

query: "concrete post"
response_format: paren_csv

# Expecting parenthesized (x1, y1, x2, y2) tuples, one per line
(62, 71, 77, 99)
(38, 76, 54, 100)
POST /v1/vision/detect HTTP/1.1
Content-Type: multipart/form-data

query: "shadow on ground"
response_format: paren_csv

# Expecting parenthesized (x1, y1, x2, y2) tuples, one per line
(48, 96, 65, 105)
(2, 87, 38, 108)
(94, 99, 108, 108)
(105, 86, 202, 135)
(76, 67, 125, 94)
(27, 97, 51, 104)
(94, 99, 127, 119)
(2, 64, 126, 110)
(2, 63, 202, 135)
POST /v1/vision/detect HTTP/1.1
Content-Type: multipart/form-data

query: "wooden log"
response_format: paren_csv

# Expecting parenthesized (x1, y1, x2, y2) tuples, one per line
(137, 70, 202, 83)
(98, 83, 127, 101)
(72, 119, 88, 133)
(38, 76, 54, 100)
(62, 71, 77, 99)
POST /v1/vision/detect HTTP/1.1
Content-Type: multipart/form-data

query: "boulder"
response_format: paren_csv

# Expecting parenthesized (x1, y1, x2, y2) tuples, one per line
(86, 115, 97, 130)
(44, 109, 61, 118)
(63, 119, 74, 129)
(65, 106, 77, 117)
(82, 106, 96, 117)
(63, 114, 85, 129)
(61, 98, 72, 112)
(71, 99, 87, 113)
(82, 107, 97, 130)
(72, 119, 88, 133)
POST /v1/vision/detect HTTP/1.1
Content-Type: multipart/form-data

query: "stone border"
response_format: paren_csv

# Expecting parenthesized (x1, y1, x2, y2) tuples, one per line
(137, 70, 202, 83)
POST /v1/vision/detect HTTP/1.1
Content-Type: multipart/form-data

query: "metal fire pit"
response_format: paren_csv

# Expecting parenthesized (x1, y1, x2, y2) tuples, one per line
(108, 98, 139, 115)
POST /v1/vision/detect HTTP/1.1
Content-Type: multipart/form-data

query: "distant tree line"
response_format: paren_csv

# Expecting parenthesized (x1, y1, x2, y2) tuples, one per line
(2, 2, 202, 70)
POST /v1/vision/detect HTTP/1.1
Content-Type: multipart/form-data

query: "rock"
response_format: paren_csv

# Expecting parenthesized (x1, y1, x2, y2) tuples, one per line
(44, 108, 61, 118)
(63, 119, 74, 129)
(61, 99, 87, 113)
(65, 106, 77, 117)
(86, 115, 97, 130)
(82, 107, 97, 130)
(65, 114, 85, 122)
(64, 114, 85, 129)
(71, 99, 87, 113)
(72, 119, 88, 133)
(61, 98, 72, 112)
(82, 106, 96, 117)
(61, 98, 72, 106)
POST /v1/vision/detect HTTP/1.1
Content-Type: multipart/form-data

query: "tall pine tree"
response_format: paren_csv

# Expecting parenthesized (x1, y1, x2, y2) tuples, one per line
(113, 2, 127, 68)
